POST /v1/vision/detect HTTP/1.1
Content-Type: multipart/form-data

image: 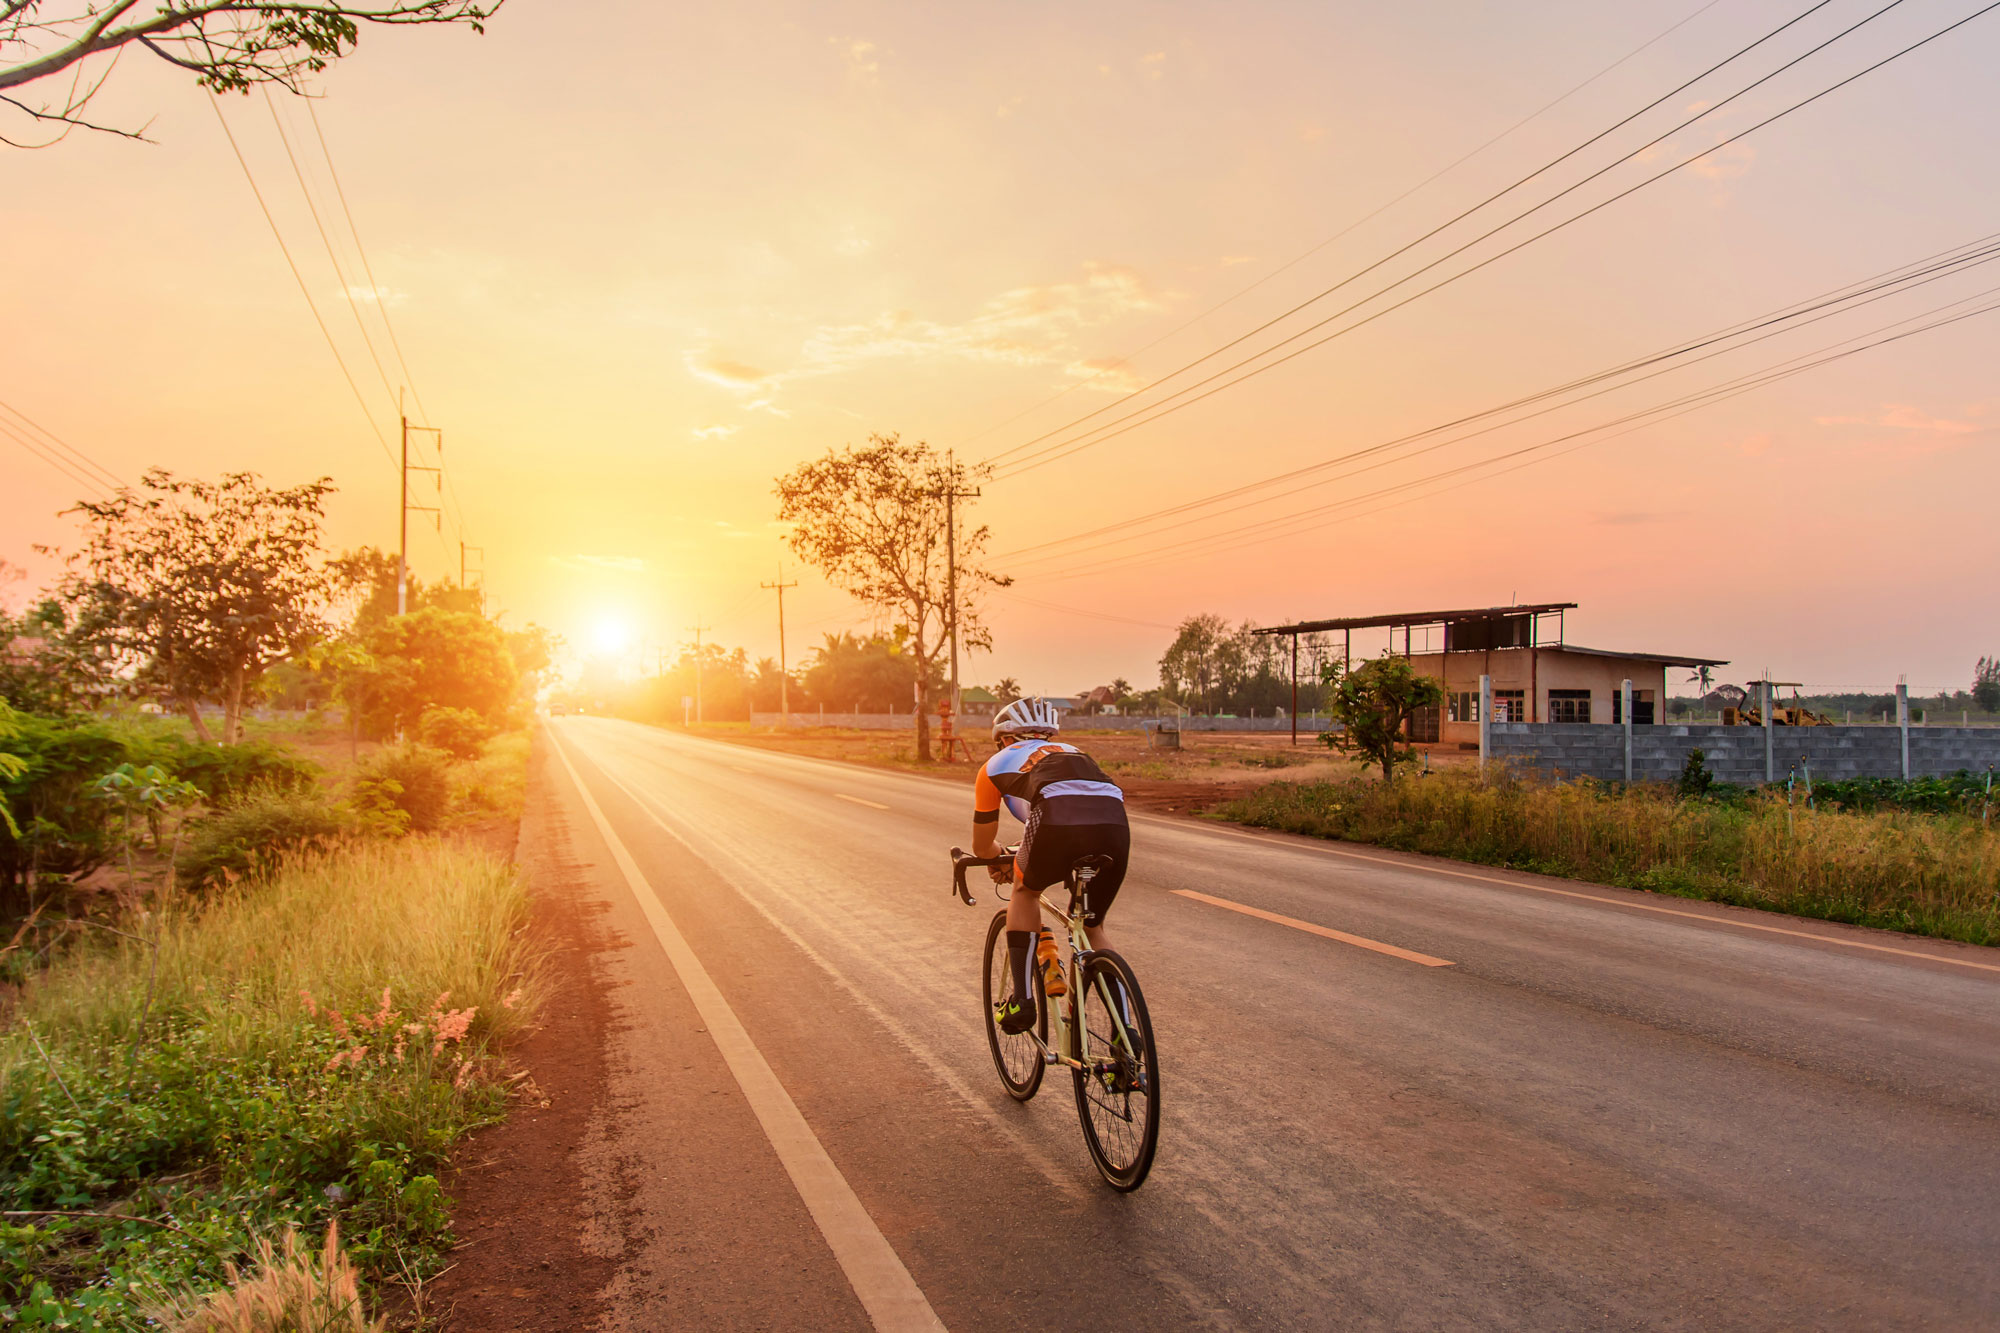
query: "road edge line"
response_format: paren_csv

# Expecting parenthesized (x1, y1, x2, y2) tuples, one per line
(549, 728, 948, 1333)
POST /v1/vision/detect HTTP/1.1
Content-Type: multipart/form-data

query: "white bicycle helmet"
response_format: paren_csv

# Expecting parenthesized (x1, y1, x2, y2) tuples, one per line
(992, 696, 1061, 741)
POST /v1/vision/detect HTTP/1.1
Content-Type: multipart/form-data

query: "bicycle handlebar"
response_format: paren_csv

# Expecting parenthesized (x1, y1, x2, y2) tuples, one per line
(948, 846, 1014, 906)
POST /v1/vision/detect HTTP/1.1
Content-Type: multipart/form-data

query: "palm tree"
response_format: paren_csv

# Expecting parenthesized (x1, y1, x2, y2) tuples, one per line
(994, 676, 1021, 704)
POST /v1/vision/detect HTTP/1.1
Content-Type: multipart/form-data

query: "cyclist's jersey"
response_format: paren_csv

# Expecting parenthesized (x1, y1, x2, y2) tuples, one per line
(973, 738, 1126, 828)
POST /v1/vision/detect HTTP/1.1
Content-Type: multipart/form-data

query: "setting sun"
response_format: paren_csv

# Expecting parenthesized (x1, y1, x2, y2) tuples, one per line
(590, 616, 633, 658)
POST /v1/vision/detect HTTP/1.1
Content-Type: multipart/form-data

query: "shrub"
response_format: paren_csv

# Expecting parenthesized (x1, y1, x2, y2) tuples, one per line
(156, 736, 319, 805)
(0, 714, 146, 908)
(417, 706, 493, 761)
(1677, 748, 1715, 801)
(353, 746, 452, 833)
(177, 786, 357, 891)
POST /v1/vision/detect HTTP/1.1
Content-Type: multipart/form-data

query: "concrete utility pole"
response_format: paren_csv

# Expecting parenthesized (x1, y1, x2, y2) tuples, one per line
(460, 542, 485, 611)
(688, 624, 712, 724)
(1479, 674, 1493, 773)
(1898, 681, 1911, 779)
(397, 411, 442, 615)
(1762, 678, 1775, 785)
(761, 569, 799, 724)
(937, 454, 980, 714)
(1621, 678, 1634, 783)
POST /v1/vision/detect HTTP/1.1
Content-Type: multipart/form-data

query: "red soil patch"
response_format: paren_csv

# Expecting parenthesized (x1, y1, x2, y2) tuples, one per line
(423, 795, 619, 1332)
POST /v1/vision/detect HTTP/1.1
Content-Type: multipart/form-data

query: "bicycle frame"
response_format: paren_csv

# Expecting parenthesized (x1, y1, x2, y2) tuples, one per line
(1022, 867, 1135, 1078)
(949, 847, 1137, 1077)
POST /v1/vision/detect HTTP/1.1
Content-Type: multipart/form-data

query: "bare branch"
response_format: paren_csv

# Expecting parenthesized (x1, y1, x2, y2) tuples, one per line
(2, 2, 502, 142)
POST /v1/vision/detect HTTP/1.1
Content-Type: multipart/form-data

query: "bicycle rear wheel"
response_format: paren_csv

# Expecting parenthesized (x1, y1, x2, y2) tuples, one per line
(982, 910, 1046, 1101)
(1071, 951, 1159, 1191)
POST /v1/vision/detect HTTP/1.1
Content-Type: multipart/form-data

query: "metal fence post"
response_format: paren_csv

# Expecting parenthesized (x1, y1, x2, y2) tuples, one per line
(1479, 674, 1492, 773)
(1898, 682, 1910, 779)
(1621, 678, 1633, 783)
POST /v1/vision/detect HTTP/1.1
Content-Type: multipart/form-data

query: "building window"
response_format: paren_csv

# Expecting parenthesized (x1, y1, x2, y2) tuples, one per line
(1448, 691, 1480, 723)
(1548, 689, 1592, 723)
(1492, 689, 1525, 722)
(1611, 691, 1656, 725)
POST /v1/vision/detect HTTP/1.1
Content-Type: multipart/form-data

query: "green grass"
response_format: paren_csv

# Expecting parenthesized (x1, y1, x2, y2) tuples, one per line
(0, 837, 545, 1329)
(1216, 770, 2000, 946)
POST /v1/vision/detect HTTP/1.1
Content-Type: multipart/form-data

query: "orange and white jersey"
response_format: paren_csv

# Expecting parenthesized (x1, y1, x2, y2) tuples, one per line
(973, 738, 1126, 828)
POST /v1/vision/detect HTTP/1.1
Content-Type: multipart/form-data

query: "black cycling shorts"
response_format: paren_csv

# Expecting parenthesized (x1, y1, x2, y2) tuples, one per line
(1016, 808, 1130, 926)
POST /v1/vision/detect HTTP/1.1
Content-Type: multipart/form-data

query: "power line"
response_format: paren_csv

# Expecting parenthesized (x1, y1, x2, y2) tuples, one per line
(996, 231, 2000, 565)
(0, 420, 110, 498)
(264, 89, 402, 422)
(1016, 287, 2000, 582)
(0, 398, 125, 491)
(994, 0, 2000, 483)
(962, 0, 1730, 455)
(979, 0, 1857, 472)
(305, 97, 433, 428)
(990, 588, 1175, 630)
(208, 92, 397, 473)
(999, 0, 1991, 481)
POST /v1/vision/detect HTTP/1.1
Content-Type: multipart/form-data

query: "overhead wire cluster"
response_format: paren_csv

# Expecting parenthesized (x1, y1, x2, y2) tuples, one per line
(964, 0, 2000, 594)
(209, 88, 479, 594)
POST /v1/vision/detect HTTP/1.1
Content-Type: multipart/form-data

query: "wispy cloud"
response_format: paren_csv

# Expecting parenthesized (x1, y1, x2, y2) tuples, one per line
(1687, 141, 1755, 181)
(1814, 401, 1994, 458)
(831, 36, 880, 83)
(692, 424, 738, 440)
(1816, 402, 1991, 434)
(552, 554, 646, 572)
(343, 285, 406, 306)
(1064, 356, 1147, 394)
(683, 263, 1168, 406)
(684, 350, 777, 391)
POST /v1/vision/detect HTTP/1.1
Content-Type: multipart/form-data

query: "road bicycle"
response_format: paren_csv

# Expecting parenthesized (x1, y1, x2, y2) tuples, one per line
(950, 847, 1160, 1191)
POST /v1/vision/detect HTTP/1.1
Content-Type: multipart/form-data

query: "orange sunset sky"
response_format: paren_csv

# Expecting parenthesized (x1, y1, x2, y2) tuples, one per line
(4, 0, 1997, 696)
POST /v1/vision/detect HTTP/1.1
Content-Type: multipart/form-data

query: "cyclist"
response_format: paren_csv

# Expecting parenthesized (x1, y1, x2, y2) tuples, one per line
(970, 697, 1130, 1034)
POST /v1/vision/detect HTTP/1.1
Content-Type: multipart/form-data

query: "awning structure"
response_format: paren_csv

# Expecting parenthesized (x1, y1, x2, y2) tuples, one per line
(1250, 603, 1576, 636)
(1555, 644, 1730, 669)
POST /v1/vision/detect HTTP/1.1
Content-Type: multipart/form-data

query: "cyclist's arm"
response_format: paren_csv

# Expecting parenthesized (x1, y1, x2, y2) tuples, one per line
(971, 765, 1005, 859)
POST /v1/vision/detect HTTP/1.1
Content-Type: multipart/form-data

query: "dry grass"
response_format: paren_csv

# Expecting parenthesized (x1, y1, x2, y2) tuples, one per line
(4, 837, 543, 1066)
(1219, 769, 2000, 945)
(146, 1222, 383, 1333)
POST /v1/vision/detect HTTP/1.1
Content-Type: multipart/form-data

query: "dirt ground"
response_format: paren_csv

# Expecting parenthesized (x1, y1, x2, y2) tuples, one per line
(422, 760, 618, 1332)
(688, 722, 1475, 815)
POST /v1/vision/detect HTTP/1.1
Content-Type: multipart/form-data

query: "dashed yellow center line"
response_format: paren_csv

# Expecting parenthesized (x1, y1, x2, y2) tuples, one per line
(836, 793, 891, 811)
(1173, 889, 1455, 968)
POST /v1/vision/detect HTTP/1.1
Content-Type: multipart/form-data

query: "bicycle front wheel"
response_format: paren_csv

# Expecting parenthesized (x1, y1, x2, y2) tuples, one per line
(1071, 950, 1160, 1191)
(982, 910, 1045, 1101)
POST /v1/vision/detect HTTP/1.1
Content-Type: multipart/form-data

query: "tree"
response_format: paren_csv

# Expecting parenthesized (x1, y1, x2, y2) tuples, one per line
(0, 1, 500, 145)
(993, 677, 1021, 705)
(1975, 656, 2000, 715)
(800, 631, 927, 714)
(774, 435, 1007, 760)
(1319, 654, 1446, 783)
(55, 468, 334, 743)
(1158, 614, 1228, 714)
(355, 606, 516, 735)
(329, 545, 481, 631)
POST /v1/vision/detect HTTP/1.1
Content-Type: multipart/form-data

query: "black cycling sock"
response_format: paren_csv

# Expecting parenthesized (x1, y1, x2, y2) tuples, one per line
(1006, 931, 1034, 1005)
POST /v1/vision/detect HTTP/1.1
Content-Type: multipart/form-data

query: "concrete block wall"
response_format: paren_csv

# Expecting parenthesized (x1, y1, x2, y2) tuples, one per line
(747, 712, 1336, 733)
(1489, 722, 2000, 784)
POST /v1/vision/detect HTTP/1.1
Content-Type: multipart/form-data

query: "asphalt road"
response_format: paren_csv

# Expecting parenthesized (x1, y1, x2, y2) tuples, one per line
(546, 716, 2000, 1331)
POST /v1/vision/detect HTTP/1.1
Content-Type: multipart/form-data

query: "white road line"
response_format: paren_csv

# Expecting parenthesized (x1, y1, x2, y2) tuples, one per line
(1173, 889, 1455, 967)
(836, 793, 891, 810)
(550, 732, 947, 1332)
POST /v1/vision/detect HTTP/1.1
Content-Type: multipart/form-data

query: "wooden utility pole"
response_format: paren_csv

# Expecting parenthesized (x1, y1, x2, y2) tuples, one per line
(938, 454, 980, 715)
(687, 624, 712, 724)
(397, 410, 442, 615)
(761, 569, 799, 724)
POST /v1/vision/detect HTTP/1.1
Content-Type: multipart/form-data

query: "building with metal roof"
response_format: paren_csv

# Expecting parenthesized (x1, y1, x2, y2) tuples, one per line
(1253, 603, 1727, 746)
